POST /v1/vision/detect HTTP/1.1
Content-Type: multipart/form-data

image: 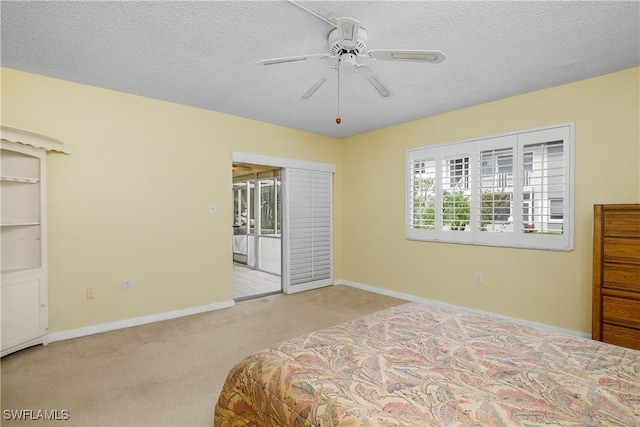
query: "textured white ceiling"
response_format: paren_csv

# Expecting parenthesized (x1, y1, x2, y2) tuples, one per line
(2, 1, 639, 139)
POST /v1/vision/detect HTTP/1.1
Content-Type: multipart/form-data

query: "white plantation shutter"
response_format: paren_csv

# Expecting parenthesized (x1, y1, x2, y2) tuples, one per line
(406, 124, 573, 251)
(407, 150, 437, 241)
(475, 135, 517, 247)
(516, 126, 572, 250)
(478, 148, 514, 227)
(438, 142, 474, 244)
(284, 169, 333, 293)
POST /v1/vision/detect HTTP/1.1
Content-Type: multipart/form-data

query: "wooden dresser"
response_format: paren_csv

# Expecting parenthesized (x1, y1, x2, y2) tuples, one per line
(592, 204, 640, 350)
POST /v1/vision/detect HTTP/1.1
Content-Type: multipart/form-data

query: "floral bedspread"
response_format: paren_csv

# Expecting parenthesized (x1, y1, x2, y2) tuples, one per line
(214, 302, 640, 426)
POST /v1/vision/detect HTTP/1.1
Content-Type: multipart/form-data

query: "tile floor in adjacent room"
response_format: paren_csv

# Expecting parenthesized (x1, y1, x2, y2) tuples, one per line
(233, 263, 281, 300)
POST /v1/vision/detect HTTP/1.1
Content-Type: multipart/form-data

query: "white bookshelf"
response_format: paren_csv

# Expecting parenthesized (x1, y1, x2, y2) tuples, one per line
(1, 126, 72, 357)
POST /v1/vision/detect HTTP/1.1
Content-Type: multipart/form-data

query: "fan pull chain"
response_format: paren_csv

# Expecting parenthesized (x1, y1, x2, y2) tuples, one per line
(336, 63, 341, 125)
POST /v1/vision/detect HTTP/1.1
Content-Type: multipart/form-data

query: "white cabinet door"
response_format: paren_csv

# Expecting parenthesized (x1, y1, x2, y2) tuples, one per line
(1, 273, 47, 356)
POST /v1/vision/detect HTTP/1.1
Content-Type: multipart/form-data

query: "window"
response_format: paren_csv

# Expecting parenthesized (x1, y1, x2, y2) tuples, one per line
(549, 198, 564, 220)
(406, 124, 574, 251)
(233, 179, 254, 231)
(447, 157, 470, 190)
(258, 171, 281, 235)
(233, 170, 281, 235)
(442, 155, 471, 232)
(523, 151, 533, 186)
(409, 158, 436, 230)
(480, 147, 513, 231)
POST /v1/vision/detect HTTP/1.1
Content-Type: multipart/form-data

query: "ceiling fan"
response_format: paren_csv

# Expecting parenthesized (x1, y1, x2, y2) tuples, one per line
(256, 14, 446, 102)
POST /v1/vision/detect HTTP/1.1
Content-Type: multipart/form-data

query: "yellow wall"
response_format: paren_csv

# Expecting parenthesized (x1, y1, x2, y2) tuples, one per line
(1, 68, 344, 332)
(342, 67, 640, 333)
(2, 66, 638, 335)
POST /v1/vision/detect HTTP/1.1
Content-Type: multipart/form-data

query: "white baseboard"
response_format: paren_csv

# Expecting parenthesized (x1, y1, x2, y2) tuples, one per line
(48, 300, 235, 343)
(335, 279, 589, 339)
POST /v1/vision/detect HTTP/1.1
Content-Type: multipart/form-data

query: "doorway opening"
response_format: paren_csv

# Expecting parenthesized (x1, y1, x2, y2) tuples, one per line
(232, 163, 282, 301)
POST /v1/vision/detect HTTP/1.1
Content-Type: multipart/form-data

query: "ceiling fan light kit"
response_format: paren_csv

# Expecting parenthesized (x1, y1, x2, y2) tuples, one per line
(337, 17, 359, 48)
(330, 18, 367, 54)
(258, 4, 446, 124)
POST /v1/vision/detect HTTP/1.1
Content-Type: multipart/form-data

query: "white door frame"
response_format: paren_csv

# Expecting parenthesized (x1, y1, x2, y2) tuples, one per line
(233, 152, 336, 175)
(232, 152, 336, 294)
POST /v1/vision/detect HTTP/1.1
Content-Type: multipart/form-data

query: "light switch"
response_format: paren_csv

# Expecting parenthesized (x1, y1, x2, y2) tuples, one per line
(209, 203, 216, 214)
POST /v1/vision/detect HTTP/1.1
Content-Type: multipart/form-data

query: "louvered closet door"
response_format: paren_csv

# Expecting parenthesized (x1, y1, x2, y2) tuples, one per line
(283, 169, 333, 294)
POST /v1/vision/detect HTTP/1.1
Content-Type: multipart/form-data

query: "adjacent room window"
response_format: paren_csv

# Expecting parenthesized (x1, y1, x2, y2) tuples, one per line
(258, 171, 281, 235)
(406, 124, 574, 251)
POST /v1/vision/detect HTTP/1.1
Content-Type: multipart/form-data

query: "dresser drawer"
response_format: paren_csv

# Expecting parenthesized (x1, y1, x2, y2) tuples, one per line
(603, 237, 640, 264)
(602, 323, 640, 351)
(604, 210, 640, 238)
(602, 296, 640, 329)
(603, 263, 640, 292)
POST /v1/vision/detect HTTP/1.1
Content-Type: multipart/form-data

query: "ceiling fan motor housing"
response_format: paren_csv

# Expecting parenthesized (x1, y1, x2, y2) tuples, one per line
(328, 26, 368, 56)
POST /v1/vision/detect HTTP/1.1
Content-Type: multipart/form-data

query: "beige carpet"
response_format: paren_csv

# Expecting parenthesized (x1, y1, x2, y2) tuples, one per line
(1, 285, 405, 426)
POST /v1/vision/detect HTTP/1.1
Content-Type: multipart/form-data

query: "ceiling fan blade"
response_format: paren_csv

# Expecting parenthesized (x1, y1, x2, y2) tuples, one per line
(336, 17, 360, 50)
(300, 77, 328, 101)
(368, 49, 446, 63)
(356, 65, 392, 98)
(299, 66, 338, 101)
(256, 53, 332, 66)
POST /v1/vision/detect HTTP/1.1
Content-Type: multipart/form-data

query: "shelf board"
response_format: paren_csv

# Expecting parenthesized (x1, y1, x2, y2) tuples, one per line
(1, 222, 40, 227)
(1, 175, 39, 184)
(1, 267, 42, 275)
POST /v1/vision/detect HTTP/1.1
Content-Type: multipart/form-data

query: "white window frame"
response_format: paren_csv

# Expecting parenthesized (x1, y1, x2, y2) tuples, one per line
(406, 123, 574, 251)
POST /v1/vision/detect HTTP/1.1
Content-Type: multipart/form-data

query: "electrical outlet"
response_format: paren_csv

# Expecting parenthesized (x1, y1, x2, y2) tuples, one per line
(475, 273, 482, 284)
(123, 279, 132, 291)
(87, 288, 96, 299)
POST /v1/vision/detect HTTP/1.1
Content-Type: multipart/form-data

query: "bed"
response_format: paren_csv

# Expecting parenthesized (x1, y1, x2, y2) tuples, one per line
(214, 302, 640, 426)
